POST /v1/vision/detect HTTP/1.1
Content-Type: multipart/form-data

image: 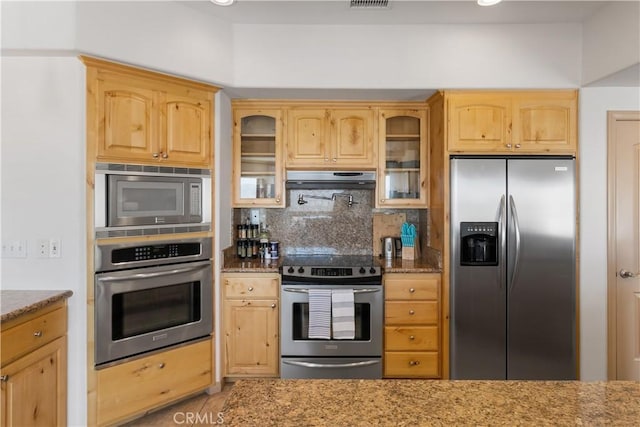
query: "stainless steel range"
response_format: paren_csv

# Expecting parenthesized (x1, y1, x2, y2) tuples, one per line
(280, 255, 383, 379)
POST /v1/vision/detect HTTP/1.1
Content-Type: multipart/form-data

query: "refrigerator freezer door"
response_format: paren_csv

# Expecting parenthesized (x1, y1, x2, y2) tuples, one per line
(506, 158, 576, 379)
(450, 158, 507, 379)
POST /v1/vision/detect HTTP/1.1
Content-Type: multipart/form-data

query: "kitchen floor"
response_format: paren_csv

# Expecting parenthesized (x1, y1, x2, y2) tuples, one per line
(124, 383, 233, 427)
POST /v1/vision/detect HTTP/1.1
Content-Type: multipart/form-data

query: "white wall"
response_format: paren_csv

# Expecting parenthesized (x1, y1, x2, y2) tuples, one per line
(0, 56, 87, 425)
(233, 23, 582, 89)
(579, 87, 640, 380)
(582, 1, 640, 85)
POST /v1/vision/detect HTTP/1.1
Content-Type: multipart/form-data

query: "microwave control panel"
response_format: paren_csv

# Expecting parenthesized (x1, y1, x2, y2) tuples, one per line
(112, 242, 201, 264)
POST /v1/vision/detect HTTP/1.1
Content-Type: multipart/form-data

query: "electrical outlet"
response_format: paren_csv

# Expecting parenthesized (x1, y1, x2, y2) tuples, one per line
(49, 238, 61, 258)
(37, 239, 49, 258)
(250, 209, 260, 225)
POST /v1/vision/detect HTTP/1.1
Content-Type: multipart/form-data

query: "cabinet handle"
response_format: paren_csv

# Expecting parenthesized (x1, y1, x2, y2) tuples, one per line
(33, 331, 43, 337)
(409, 360, 421, 366)
(161, 152, 168, 159)
(248, 286, 254, 292)
(409, 288, 415, 293)
(409, 310, 415, 315)
(409, 335, 415, 340)
(158, 363, 165, 369)
(271, 303, 276, 309)
(0, 375, 8, 382)
(515, 144, 521, 149)
(152, 152, 159, 158)
(506, 143, 512, 149)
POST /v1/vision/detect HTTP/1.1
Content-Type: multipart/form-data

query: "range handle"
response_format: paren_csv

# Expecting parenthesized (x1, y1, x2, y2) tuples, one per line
(282, 288, 381, 294)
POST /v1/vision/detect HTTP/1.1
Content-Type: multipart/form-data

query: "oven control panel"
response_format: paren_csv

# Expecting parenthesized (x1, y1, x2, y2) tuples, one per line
(112, 243, 200, 263)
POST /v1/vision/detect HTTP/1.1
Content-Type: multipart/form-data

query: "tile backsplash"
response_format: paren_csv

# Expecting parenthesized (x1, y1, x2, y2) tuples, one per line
(234, 189, 428, 256)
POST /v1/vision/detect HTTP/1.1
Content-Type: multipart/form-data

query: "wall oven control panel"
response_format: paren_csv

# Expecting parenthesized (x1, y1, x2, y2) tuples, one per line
(111, 242, 201, 263)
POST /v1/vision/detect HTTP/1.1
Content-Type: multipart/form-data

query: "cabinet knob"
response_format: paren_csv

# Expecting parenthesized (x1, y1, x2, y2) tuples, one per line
(332, 158, 337, 162)
(161, 152, 168, 159)
(276, 197, 281, 203)
(409, 288, 415, 293)
(158, 362, 165, 369)
(0, 375, 8, 382)
(409, 335, 415, 340)
(33, 331, 43, 337)
(324, 157, 329, 162)
(409, 360, 421, 366)
(248, 286, 254, 292)
(152, 152, 159, 158)
(380, 199, 385, 203)
(271, 303, 276, 309)
(515, 144, 521, 149)
(409, 309, 415, 315)
(506, 143, 512, 149)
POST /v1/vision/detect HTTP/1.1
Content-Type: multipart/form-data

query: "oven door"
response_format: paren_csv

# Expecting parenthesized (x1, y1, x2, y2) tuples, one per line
(280, 283, 383, 357)
(94, 260, 212, 366)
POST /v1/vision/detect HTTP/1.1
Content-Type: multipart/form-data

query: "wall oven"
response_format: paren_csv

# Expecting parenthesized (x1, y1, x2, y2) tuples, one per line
(280, 256, 383, 379)
(94, 237, 212, 367)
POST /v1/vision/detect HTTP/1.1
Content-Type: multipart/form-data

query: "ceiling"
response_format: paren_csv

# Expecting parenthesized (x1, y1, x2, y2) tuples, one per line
(182, 0, 609, 25)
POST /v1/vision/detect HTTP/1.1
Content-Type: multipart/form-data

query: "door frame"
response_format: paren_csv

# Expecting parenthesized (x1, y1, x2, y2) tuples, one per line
(606, 110, 640, 379)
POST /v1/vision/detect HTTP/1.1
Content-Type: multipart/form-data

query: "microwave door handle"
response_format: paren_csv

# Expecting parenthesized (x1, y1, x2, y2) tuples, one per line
(98, 264, 209, 282)
(282, 288, 381, 294)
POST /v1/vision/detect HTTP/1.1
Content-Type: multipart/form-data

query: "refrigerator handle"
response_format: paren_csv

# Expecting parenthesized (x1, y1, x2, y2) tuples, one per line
(499, 195, 506, 290)
(509, 195, 522, 293)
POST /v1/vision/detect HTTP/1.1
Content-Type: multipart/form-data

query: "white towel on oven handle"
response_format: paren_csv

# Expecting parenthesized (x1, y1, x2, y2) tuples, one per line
(308, 288, 331, 339)
(332, 289, 355, 340)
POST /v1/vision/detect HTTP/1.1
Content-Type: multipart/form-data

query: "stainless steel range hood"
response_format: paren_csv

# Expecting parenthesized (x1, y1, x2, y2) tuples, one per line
(286, 171, 376, 190)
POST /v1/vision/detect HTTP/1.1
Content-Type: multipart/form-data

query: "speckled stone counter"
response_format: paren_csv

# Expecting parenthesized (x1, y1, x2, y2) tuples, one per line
(1, 290, 73, 324)
(221, 379, 640, 426)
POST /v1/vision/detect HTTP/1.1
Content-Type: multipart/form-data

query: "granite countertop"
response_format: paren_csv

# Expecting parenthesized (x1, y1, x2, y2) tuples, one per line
(221, 379, 640, 426)
(1, 290, 73, 324)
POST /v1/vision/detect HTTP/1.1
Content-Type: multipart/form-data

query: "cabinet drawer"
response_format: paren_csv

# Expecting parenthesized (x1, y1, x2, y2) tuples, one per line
(385, 274, 439, 300)
(384, 326, 438, 351)
(1, 307, 66, 365)
(384, 351, 439, 378)
(224, 276, 279, 298)
(96, 339, 212, 426)
(385, 301, 438, 325)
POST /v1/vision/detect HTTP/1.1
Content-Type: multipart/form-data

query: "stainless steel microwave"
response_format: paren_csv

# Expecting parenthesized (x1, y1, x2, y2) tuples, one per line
(105, 174, 203, 227)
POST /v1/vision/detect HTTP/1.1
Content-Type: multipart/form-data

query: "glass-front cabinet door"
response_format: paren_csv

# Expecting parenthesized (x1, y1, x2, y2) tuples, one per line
(377, 108, 428, 207)
(232, 108, 284, 207)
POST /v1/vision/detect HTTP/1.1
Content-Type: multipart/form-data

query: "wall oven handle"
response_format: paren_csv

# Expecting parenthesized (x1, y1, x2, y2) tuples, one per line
(98, 263, 209, 282)
(282, 360, 380, 369)
(283, 288, 381, 294)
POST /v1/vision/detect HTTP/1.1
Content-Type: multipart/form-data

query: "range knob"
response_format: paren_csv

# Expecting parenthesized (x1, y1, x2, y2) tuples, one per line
(359, 267, 366, 274)
(298, 267, 305, 274)
(287, 267, 294, 274)
(369, 267, 377, 274)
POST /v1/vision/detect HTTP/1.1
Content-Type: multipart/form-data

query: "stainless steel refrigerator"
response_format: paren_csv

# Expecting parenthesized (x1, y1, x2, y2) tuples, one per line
(450, 157, 576, 380)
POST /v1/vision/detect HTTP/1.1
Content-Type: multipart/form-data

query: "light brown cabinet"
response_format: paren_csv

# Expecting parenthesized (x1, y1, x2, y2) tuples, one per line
(95, 338, 212, 426)
(286, 106, 377, 169)
(446, 90, 577, 154)
(1, 301, 68, 427)
(232, 105, 285, 207)
(222, 273, 280, 377)
(83, 56, 217, 168)
(377, 107, 429, 207)
(384, 273, 441, 378)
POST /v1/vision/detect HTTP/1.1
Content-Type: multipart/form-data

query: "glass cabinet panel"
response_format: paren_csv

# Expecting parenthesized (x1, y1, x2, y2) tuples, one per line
(233, 109, 284, 207)
(378, 110, 427, 207)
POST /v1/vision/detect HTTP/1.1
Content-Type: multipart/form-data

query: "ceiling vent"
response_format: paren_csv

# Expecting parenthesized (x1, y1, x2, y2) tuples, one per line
(350, 0, 390, 9)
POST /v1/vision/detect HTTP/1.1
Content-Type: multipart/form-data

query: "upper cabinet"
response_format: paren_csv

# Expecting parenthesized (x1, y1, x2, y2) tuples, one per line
(377, 108, 429, 208)
(232, 106, 285, 207)
(286, 106, 377, 169)
(83, 56, 217, 168)
(446, 90, 577, 155)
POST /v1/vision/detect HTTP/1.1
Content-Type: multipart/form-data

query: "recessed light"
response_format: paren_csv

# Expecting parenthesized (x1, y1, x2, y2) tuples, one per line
(211, 0, 235, 6)
(477, 0, 503, 6)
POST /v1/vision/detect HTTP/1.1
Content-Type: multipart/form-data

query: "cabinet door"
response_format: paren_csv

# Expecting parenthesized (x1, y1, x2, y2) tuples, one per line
(233, 109, 285, 207)
(0, 337, 66, 427)
(162, 89, 212, 167)
(286, 109, 329, 167)
(378, 109, 428, 207)
(512, 92, 577, 154)
(97, 76, 160, 163)
(224, 299, 279, 376)
(331, 109, 376, 167)
(448, 94, 512, 153)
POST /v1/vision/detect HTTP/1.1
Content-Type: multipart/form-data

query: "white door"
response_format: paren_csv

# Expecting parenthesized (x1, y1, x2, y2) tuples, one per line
(609, 111, 640, 380)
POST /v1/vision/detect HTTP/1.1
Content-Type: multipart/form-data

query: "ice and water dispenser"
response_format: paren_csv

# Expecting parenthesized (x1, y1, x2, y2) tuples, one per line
(460, 222, 498, 266)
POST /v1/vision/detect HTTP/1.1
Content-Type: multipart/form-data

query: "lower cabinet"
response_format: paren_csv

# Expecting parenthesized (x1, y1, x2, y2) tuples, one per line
(0, 301, 68, 427)
(95, 339, 212, 426)
(383, 273, 441, 378)
(222, 273, 280, 377)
